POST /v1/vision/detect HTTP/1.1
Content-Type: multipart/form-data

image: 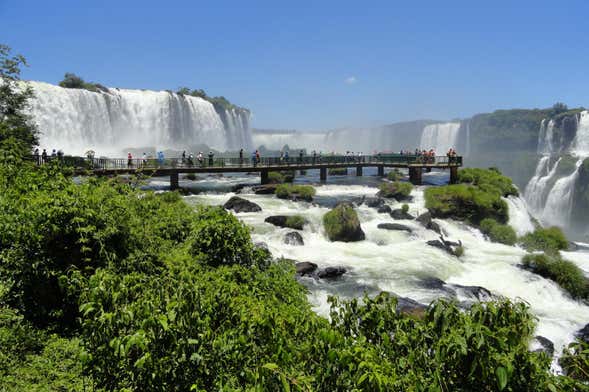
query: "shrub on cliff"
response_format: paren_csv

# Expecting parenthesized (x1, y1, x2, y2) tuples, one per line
(458, 167, 519, 197)
(480, 218, 517, 245)
(323, 203, 365, 242)
(522, 253, 588, 299)
(519, 227, 568, 252)
(425, 184, 509, 225)
(378, 181, 412, 201)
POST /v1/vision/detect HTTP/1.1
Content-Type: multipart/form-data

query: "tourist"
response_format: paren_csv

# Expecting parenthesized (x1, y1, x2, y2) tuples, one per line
(33, 148, 40, 165)
(41, 149, 47, 164)
(127, 152, 133, 168)
(251, 151, 257, 167)
(284, 150, 289, 164)
(279, 150, 284, 163)
(142, 152, 147, 166)
(198, 152, 203, 166)
(255, 150, 260, 165)
(57, 149, 64, 161)
(181, 150, 186, 165)
(312, 150, 316, 164)
(239, 148, 244, 166)
(51, 149, 57, 159)
(299, 150, 303, 164)
(158, 151, 165, 166)
(188, 153, 194, 166)
(208, 151, 214, 166)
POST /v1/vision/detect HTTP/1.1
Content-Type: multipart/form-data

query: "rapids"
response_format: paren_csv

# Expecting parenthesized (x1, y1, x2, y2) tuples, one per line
(175, 171, 589, 363)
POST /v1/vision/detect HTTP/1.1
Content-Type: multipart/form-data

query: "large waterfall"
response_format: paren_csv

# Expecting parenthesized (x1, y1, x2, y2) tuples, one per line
(525, 110, 589, 229)
(27, 81, 252, 156)
(419, 122, 461, 153)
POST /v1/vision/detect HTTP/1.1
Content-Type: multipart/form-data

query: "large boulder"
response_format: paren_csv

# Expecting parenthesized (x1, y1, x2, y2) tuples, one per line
(377, 205, 392, 214)
(317, 266, 347, 279)
(377, 223, 413, 232)
(265, 215, 308, 230)
(323, 202, 365, 242)
(284, 231, 304, 246)
(223, 196, 262, 213)
(532, 336, 555, 357)
(417, 211, 443, 234)
(296, 261, 318, 276)
(576, 323, 589, 344)
(396, 296, 427, 319)
(426, 235, 463, 257)
(364, 197, 385, 208)
(390, 208, 414, 220)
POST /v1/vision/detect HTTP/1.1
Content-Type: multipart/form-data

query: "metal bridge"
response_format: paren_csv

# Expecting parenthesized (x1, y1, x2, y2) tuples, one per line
(36, 154, 463, 189)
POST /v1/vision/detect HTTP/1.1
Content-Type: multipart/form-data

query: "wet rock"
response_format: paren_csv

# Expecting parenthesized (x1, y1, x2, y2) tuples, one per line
(426, 235, 463, 257)
(377, 223, 413, 232)
(576, 323, 589, 344)
(417, 211, 443, 234)
(426, 239, 447, 250)
(230, 184, 248, 193)
(428, 221, 443, 235)
(223, 196, 262, 213)
(396, 296, 427, 319)
(453, 284, 493, 301)
(364, 197, 385, 208)
(254, 242, 269, 252)
(418, 277, 448, 291)
(252, 184, 278, 194)
(317, 266, 347, 279)
(265, 215, 307, 230)
(284, 231, 304, 246)
(390, 209, 414, 220)
(532, 336, 555, 357)
(377, 205, 392, 214)
(296, 261, 318, 276)
(568, 241, 579, 251)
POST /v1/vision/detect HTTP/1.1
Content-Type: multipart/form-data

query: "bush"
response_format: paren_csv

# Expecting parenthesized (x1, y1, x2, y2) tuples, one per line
(267, 171, 285, 184)
(58, 72, 106, 93)
(323, 203, 365, 242)
(387, 169, 403, 181)
(522, 253, 589, 299)
(425, 184, 509, 225)
(275, 184, 316, 201)
(519, 227, 568, 252)
(285, 215, 307, 230)
(458, 168, 519, 197)
(328, 167, 347, 175)
(560, 339, 589, 382)
(401, 203, 409, 213)
(480, 218, 517, 245)
(378, 181, 413, 201)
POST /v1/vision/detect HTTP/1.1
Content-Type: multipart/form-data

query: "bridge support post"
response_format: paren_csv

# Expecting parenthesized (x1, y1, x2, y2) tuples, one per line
(377, 166, 384, 177)
(356, 166, 363, 176)
(409, 167, 422, 185)
(320, 167, 327, 183)
(170, 172, 179, 190)
(450, 166, 458, 184)
(261, 170, 269, 185)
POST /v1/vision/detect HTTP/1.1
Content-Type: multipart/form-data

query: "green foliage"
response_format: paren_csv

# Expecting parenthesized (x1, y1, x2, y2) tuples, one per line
(387, 169, 403, 181)
(519, 227, 569, 252)
(454, 245, 465, 257)
(189, 206, 269, 268)
(425, 184, 509, 225)
(458, 167, 519, 197)
(58, 72, 107, 93)
(323, 203, 362, 242)
(560, 339, 589, 382)
(176, 86, 249, 112)
(285, 215, 307, 230)
(328, 167, 347, 175)
(275, 184, 316, 201)
(522, 253, 589, 299)
(480, 218, 517, 245)
(267, 171, 285, 184)
(401, 203, 409, 213)
(0, 45, 38, 157)
(378, 181, 413, 201)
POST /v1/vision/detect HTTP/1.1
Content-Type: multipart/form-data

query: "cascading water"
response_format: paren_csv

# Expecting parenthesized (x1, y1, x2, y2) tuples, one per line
(525, 156, 561, 212)
(541, 159, 582, 227)
(537, 119, 556, 154)
(419, 122, 461, 153)
(505, 196, 535, 236)
(27, 81, 252, 156)
(573, 111, 589, 156)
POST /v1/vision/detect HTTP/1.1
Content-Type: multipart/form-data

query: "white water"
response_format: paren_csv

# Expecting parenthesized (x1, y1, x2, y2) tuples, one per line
(537, 119, 556, 154)
(419, 122, 461, 153)
(505, 196, 535, 236)
(183, 180, 589, 359)
(252, 132, 328, 152)
(525, 157, 561, 213)
(541, 159, 582, 227)
(572, 111, 589, 156)
(27, 81, 252, 156)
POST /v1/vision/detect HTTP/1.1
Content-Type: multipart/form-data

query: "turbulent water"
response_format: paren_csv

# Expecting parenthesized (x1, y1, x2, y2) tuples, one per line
(419, 122, 461, 153)
(27, 81, 252, 156)
(175, 172, 589, 363)
(525, 111, 589, 230)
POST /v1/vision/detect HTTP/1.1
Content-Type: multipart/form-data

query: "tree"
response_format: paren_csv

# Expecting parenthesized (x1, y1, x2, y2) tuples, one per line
(550, 102, 568, 116)
(58, 72, 86, 89)
(0, 45, 38, 158)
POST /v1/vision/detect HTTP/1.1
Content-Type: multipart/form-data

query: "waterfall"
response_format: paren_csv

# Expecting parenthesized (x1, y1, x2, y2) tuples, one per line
(541, 159, 582, 227)
(537, 119, 556, 154)
(465, 120, 471, 157)
(26, 81, 252, 156)
(525, 156, 561, 212)
(505, 196, 535, 236)
(573, 111, 589, 156)
(419, 122, 461, 153)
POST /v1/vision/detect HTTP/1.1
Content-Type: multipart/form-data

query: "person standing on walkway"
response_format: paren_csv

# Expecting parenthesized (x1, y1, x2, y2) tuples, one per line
(182, 150, 186, 165)
(198, 152, 203, 166)
(41, 149, 47, 164)
(239, 148, 244, 166)
(299, 150, 303, 164)
(284, 150, 289, 164)
(127, 152, 133, 168)
(255, 150, 260, 165)
(208, 151, 214, 166)
(33, 148, 40, 165)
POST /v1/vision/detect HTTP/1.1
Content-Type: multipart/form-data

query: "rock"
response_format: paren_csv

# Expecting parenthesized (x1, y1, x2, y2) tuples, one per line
(223, 196, 262, 213)
(317, 266, 347, 279)
(453, 284, 493, 301)
(364, 197, 385, 208)
(428, 221, 443, 235)
(230, 184, 248, 193)
(418, 277, 447, 291)
(416, 211, 432, 226)
(284, 231, 304, 246)
(396, 296, 427, 319)
(576, 323, 589, 344)
(252, 184, 278, 194)
(377, 223, 413, 232)
(323, 202, 365, 242)
(254, 242, 269, 252)
(265, 215, 307, 230)
(426, 235, 463, 257)
(377, 205, 392, 214)
(426, 239, 447, 250)
(296, 261, 318, 276)
(568, 241, 579, 251)
(390, 209, 414, 220)
(532, 336, 555, 357)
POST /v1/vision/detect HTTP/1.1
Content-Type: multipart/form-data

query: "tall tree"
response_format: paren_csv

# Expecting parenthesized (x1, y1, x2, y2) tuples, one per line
(0, 44, 38, 158)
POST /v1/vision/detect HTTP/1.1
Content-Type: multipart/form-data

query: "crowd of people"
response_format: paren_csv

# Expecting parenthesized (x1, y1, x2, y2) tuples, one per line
(32, 148, 63, 164)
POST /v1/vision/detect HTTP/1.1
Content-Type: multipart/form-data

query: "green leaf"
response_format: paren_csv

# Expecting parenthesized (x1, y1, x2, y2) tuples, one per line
(496, 366, 508, 391)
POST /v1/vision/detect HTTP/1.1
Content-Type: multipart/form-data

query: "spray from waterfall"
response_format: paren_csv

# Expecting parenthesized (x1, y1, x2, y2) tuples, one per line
(419, 122, 461, 153)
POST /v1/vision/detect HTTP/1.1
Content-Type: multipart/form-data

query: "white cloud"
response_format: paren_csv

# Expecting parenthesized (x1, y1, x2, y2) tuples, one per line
(344, 76, 357, 85)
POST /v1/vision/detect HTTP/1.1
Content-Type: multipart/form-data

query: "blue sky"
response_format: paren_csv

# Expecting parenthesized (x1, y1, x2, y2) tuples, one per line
(1, 0, 588, 130)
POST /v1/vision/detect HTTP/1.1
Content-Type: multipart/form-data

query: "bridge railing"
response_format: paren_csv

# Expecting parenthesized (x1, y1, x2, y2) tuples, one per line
(26, 154, 462, 170)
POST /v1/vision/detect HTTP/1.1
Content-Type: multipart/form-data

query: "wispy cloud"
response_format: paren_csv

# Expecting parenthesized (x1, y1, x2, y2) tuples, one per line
(344, 76, 357, 85)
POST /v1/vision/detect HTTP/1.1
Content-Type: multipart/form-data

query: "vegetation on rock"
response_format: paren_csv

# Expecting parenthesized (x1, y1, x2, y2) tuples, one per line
(480, 218, 517, 245)
(58, 72, 107, 93)
(275, 184, 316, 201)
(458, 167, 519, 197)
(378, 181, 413, 201)
(522, 253, 589, 299)
(323, 203, 365, 242)
(519, 227, 568, 253)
